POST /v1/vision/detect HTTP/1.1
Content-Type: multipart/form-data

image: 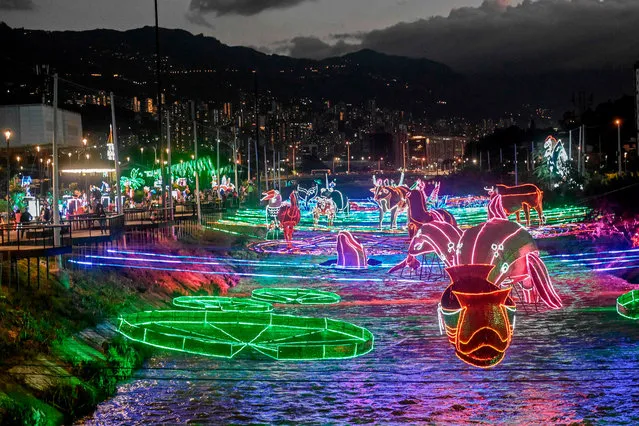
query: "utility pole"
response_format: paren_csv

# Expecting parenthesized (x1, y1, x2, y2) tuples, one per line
(263, 143, 268, 191)
(582, 124, 586, 176)
(514, 143, 518, 186)
(52, 74, 61, 246)
(154, 0, 165, 216)
(277, 151, 281, 190)
(254, 71, 261, 195)
(233, 126, 238, 191)
(191, 101, 201, 224)
(166, 112, 173, 220)
(616, 119, 622, 174)
(254, 138, 259, 195)
(569, 129, 572, 160)
(110, 92, 122, 214)
(577, 126, 582, 174)
(216, 128, 220, 192)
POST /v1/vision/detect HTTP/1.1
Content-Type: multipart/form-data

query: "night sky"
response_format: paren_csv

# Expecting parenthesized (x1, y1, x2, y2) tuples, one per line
(1, 0, 638, 73)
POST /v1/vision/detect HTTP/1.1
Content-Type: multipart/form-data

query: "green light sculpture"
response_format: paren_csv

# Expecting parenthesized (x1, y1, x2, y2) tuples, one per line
(617, 290, 639, 320)
(172, 296, 273, 312)
(251, 288, 341, 305)
(117, 310, 373, 360)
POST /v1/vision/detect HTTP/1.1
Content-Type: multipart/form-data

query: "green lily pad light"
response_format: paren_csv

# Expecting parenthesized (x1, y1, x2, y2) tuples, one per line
(251, 288, 341, 305)
(617, 289, 639, 320)
(172, 296, 273, 312)
(117, 310, 373, 360)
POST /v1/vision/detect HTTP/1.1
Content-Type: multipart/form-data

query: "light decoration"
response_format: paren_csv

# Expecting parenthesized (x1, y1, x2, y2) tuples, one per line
(405, 178, 457, 238)
(485, 184, 544, 227)
(616, 290, 639, 320)
(117, 310, 373, 360)
(106, 125, 115, 160)
(321, 176, 350, 214)
(215, 199, 588, 236)
(172, 296, 273, 312)
(170, 155, 216, 178)
(312, 196, 337, 227)
(277, 191, 301, 248)
(391, 195, 562, 310)
(120, 168, 145, 190)
(336, 230, 367, 269)
(296, 182, 319, 210)
(261, 189, 283, 238)
(251, 288, 341, 305)
(60, 168, 116, 174)
(542, 136, 569, 179)
(370, 172, 409, 229)
(437, 264, 516, 368)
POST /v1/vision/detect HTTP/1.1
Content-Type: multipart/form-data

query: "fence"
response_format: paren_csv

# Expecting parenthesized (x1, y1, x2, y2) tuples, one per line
(65, 214, 125, 238)
(0, 223, 72, 250)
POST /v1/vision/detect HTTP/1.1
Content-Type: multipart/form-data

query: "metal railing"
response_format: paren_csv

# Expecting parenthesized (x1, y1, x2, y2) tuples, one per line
(0, 223, 72, 250)
(64, 214, 125, 238)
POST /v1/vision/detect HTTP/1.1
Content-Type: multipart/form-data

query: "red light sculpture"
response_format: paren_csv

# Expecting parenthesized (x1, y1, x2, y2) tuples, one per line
(485, 183, 544, 227)
(439, 264, 516, 368)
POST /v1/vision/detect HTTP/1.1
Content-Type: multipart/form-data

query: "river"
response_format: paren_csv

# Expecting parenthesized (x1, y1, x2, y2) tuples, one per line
(78, 244, 639, 424)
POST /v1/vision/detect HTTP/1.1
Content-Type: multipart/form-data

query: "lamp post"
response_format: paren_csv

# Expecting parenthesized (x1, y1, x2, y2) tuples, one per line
(615, 119, 622, 174)
(378, 157, 383, 172)
(332, 157, 339, 174)
(4, 130, 11, 223)
(624, 151, 628, 173)
(346, 141, 351, 174)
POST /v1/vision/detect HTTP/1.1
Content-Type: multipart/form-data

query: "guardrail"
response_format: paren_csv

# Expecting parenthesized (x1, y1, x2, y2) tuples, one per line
(0, 223, 72, 250)
(65, 214, 125, 238)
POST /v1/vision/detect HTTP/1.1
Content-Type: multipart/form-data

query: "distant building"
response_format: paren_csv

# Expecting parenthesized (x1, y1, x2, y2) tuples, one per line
(0, 104, 83, 147)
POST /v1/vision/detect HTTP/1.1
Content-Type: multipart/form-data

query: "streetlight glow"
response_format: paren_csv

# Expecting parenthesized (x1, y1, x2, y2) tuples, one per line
(4, 130, 11, 140)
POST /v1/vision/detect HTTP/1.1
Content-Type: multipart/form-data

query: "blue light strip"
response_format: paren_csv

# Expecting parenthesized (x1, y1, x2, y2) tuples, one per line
(69, 259, 424, 284)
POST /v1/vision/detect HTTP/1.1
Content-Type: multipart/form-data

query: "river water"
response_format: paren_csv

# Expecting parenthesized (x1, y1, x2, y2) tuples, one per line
(79, 246, 639, 424)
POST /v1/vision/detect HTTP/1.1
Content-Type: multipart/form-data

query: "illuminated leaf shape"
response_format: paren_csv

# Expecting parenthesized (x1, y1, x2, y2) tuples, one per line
(172, 296, 273, 312)
(117, 311, 373, 360)
(617, 290, 639, 320)
(251, 288, 340, 305)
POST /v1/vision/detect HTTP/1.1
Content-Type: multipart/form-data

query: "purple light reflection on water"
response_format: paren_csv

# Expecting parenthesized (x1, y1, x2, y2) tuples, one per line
(77, 249, 639, 424)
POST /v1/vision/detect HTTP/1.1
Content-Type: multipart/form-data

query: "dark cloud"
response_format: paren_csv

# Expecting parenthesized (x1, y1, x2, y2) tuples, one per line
(0, 0, 34, 10)
(189, 0, 315, 16)
(285, 0, 639, 73)
(287, 36, 357, 60)
(185, 10, 215, 29)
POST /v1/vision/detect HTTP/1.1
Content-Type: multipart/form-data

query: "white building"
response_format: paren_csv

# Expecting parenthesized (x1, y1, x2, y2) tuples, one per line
(0, 104, 83, 147)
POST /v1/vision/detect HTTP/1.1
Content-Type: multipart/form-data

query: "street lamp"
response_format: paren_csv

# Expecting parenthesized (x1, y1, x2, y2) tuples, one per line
(615, 119, 622, 174)
(378, 157, 383, 171)
(4, 130, 11, 222)
(82, 138, 87, 146)
(346, 141, 351, 174)
(332, 157, 339, 174)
